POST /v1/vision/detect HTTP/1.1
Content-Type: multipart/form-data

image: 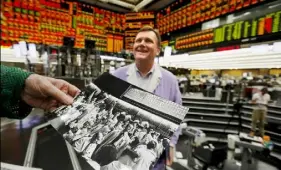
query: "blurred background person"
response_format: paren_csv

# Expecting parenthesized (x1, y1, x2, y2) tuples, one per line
(250, 87, 271, 137)
(133, 140, 157, 170)
(101, 148, 139, 170)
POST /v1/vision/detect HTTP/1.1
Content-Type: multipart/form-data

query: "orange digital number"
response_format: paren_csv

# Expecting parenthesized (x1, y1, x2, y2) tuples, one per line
(258, 17, 265, 36)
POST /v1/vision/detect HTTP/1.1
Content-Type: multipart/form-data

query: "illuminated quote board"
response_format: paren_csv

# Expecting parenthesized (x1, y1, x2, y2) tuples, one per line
(214, 11, 281, 43)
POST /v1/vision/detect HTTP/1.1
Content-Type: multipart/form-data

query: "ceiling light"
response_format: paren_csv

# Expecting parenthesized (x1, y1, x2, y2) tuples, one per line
(269, 3, 281, 9)
(104, 0, 135, 9)
(135, 0, 154, 11)
(158, 46, 281, 69)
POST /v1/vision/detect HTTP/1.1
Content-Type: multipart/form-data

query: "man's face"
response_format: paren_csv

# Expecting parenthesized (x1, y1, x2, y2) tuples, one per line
(133, 31, 160, 61)
(109, 114, 114, 119)
(102, 118, 107, 123)
(83, 122, 90, 128)
(134, 129, 140, 135)
(69, 122, 75, 128)
(128, 125, 133, 131)
(72, 127, 78, 133)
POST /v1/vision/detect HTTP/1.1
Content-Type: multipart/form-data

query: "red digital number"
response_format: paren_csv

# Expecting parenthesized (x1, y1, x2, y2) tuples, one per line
(264, 17, 273, 33)
(243, 0, 250, 7)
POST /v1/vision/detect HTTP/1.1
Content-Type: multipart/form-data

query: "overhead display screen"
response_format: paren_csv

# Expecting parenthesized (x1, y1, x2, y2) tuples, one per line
(214, 11, 281, 43)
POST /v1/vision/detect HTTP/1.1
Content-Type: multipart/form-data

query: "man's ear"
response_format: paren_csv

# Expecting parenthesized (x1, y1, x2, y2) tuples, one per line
(157, 47, 161, 56)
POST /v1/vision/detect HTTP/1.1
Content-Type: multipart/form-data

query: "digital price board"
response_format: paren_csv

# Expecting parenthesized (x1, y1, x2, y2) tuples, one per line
(214, 11, 281, 43)
(175, 29, 214, 50)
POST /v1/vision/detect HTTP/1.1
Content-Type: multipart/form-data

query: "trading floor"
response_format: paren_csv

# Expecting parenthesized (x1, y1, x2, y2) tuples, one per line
(1, 0, 281, 169)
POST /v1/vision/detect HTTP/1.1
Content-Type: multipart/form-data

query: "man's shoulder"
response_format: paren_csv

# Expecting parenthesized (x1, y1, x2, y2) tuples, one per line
(112, 65, 131, 77)
(159, 67, 178, 82)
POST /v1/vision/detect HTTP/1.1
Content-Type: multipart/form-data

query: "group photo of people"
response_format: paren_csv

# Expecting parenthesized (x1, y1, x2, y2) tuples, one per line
(49, 83, 179, 170)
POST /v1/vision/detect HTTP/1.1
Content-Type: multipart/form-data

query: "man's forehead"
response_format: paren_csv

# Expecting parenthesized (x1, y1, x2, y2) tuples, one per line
(136, 31, 157, 39)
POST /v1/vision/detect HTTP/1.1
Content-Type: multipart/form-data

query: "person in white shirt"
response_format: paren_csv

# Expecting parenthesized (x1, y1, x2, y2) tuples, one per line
(142, 129, 154, 144)
(73, 134, 92, 153)
(100, 148, 139, 170)
(251, 87, 271, 137)
(133, 141, 157, 170)
(83, 128, 110, 159)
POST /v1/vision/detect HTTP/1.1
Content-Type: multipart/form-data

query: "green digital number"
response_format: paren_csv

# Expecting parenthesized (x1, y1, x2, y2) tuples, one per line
(251, 20, 257, 37)
(214, 28, 220, 43)
(237, 21, 243, 39)
(222, 25, 226, 42)
(214, 27, 223, 43)
(22, 9, 27, 14)
(272, 11, 281, 33)
(29, 10, 34, 15)
(233, 21, 243, 40)
(227, 24, 234, 41)
(233, 23, 238, 40)
(243, 21, 251, 38)
(73, 16, 77, 28)
(15, 8, 21, 13)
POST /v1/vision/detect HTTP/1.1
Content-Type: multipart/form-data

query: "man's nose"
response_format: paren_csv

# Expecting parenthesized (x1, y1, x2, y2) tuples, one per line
(140, 40, 146, 45)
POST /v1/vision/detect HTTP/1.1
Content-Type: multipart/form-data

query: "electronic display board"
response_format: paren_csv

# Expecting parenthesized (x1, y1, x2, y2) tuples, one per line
(214, 11, 281, 43)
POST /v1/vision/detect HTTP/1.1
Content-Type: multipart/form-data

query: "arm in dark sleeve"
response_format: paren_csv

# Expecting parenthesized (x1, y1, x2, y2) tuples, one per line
(1, 65, 33, 119)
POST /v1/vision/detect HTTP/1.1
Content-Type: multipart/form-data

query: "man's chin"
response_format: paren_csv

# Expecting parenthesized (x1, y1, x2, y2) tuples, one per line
(134, 55, 149, 60)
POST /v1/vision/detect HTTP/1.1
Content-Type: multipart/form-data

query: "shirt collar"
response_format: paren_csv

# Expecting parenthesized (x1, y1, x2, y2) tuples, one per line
(126, 63, 162, 80)
(134, 63, 155, 78)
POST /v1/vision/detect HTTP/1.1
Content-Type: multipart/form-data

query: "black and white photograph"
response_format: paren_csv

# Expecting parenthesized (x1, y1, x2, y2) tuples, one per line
(47, 73, 188, 170)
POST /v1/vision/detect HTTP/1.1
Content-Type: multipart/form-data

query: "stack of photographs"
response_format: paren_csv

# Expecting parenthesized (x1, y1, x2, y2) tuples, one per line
(48, 73, 188, 170)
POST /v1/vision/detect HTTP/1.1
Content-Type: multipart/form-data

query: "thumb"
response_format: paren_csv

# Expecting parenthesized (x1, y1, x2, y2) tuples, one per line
(46, 83, 74, 105)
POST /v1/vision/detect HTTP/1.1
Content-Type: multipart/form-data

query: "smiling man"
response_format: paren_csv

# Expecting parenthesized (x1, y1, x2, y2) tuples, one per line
(112, 26, 182, 170)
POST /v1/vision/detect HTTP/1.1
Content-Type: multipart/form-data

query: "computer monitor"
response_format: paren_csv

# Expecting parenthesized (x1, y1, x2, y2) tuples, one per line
(85, 39, 95, 49)
(63, 37, 75, 47)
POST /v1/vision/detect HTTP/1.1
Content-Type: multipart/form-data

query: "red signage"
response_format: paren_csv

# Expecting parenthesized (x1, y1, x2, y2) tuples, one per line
(216, 45, 240, 51)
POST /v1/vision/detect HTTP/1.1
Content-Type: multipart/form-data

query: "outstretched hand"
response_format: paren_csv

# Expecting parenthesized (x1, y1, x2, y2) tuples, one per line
(21, 74, 80, 111)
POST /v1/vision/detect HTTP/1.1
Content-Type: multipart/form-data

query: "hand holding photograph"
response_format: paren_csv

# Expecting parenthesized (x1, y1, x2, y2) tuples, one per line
(48, 73, 188, 170)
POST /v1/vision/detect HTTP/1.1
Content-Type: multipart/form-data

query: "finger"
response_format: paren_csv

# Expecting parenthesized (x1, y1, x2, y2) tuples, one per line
(46, 84, 74, 105)
(57, 102, 64, 108)
(60, 84, 69, 94)
(69, 83, 80, 96)
(50, 78, 80, 97)
(49, 99, 58, 109)
(50, 106, 59, 112)
(48, 100, 66, 112)
(41, 99, 58, 111)
(64, 83, 80, 97)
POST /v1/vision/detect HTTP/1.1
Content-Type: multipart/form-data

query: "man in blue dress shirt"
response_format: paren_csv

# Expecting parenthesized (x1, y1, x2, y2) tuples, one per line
(113, 25, 182, 170)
